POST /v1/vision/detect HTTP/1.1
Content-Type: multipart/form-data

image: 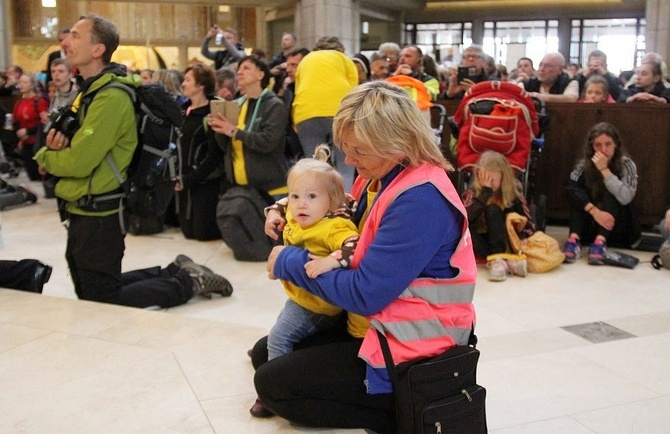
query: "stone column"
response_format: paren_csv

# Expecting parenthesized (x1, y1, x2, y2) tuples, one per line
(295, 0, 360, 54)
(645, 0, 670, 64)
(0, 0, 9, 69)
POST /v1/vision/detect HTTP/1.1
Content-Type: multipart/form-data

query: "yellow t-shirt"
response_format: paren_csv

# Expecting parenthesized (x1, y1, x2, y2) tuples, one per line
(292, 50, 358, 126)
(346, 180, 380, 338)
(282, 207, 359, 315)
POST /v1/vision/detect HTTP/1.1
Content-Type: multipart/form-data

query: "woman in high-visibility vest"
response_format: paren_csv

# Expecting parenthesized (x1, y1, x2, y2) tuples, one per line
(251, 80, 477, 433)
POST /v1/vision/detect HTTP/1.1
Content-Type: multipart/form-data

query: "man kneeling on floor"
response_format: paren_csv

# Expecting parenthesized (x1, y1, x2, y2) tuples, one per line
(34, 14, 232, 307)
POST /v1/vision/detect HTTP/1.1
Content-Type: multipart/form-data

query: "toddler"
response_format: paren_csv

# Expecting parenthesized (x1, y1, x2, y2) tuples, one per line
(250, 145, 359, 417)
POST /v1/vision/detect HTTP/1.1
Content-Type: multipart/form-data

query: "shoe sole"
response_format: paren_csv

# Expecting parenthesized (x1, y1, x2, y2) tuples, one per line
(488, 275, 507, 282)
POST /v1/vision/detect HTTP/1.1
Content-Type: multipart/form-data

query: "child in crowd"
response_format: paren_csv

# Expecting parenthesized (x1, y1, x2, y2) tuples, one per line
(578, 75, 616, 103)
(250, 145, 359, 417)
(461, 150, 534, 281)
(564, 122, 641, 264)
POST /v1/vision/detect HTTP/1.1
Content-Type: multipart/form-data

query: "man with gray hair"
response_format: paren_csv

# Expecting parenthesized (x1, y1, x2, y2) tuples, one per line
(444, 45, 498, 99)
(522, 52, 579, 102)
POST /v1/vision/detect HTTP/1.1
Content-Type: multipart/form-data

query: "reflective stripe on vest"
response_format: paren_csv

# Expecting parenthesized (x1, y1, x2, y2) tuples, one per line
(354, 163, 477, 368)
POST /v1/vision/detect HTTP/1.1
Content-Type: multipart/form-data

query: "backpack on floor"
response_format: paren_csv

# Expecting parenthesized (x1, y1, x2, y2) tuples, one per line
(652, 238, 670, 270)
(80, 80, 183, 222)
(216, 186, 273, 262)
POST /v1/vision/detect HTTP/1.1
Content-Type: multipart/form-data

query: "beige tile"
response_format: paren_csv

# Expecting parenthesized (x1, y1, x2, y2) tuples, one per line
(479, 350, 658, 430)
(0, 290, 145, 337)
(477, 327, 589, 362)
(490, 416, 596, 434)
(201, 394, 366, 433)
(0, 333, 212, 433)
(572, 333, 670, 394)
(571, 395, 670, 434)
(0, 323, 52, 352)
(92, 311, 266, 400)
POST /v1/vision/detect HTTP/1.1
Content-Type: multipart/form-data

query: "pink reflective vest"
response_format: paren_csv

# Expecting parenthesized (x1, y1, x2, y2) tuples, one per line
(352, 163, 477, 369)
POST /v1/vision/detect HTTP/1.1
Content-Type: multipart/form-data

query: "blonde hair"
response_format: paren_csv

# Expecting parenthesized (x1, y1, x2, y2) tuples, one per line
(152, 69, 183, 97)
(333, 81, 451, 170)
(473, 151, 520, 209)
(287, 144, 345, 211)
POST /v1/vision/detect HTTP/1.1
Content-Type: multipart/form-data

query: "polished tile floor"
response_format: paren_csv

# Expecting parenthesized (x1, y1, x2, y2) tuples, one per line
(1, 177, 669, 433)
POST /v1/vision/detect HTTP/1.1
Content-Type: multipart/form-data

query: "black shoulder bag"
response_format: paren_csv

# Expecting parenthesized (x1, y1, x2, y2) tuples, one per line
(376, 326, 487, 434)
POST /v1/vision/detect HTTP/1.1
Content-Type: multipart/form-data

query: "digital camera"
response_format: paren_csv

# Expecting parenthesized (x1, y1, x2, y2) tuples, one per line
(45, 107, 79, 140)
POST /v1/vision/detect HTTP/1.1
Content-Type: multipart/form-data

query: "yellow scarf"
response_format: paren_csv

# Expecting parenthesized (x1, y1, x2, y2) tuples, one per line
(231, 91, 287, 196)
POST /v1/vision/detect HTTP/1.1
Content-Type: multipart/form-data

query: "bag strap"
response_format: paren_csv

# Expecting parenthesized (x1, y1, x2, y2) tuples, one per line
(375, 322, 478, 387)
(376, 328, 400, 385)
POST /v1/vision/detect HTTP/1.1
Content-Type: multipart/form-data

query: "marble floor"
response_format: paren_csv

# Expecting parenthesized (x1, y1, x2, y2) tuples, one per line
(1, 176, 669, 434)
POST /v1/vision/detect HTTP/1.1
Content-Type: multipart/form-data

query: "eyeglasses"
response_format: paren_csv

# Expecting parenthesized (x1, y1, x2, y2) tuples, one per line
(463, 54, 483, 60)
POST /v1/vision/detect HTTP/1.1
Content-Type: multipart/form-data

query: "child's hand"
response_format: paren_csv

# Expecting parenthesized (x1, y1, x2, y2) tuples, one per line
(305, 253, 341, 279)
(264, 210, 285, 240)
(477, 168, 502, 190)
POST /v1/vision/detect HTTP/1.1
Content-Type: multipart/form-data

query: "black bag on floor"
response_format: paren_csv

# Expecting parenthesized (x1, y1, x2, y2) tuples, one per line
(216, 186, 273, 262)
(603, 250, 639, 269)
(377, 328, 488, 434)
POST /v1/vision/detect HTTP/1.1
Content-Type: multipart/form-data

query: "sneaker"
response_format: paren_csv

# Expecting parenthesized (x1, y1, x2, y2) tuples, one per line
(506, 258, 528, 277)
(486, 258, 508, 282)
(588, 241, 607, 265)
(174, 255, 233, 298)
(563, 239, 582, 263)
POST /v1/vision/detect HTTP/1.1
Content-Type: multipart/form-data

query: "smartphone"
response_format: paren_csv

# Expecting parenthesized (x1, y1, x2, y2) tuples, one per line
(215, 32, 224, 46)
(458, 66, 478, 83)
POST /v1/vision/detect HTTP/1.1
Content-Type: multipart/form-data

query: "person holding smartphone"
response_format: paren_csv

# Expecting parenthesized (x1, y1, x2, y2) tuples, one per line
(200, 25, 245, 70)
(443, 45, 498, 100)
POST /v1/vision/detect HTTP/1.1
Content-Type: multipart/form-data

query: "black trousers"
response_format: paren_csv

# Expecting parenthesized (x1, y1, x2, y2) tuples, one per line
(471, 204, 508, 258)
(65, 212, 194, 308)
(252, 319, 396, 434)
(568, 190, 641, 247)
(178, 179, 221, 241)
(0, 259, 43, 291)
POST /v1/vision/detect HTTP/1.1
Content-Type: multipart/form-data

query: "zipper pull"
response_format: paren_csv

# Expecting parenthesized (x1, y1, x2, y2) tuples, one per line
(435, 421, 442, 434)
(462, 388, 473, 402)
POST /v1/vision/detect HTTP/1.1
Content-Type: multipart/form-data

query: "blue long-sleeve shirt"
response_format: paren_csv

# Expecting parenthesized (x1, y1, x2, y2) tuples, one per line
(273, 173, 464, 318)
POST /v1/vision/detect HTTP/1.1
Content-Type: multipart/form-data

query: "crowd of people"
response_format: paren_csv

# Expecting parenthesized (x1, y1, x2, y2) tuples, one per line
(1, 14, 669, 432)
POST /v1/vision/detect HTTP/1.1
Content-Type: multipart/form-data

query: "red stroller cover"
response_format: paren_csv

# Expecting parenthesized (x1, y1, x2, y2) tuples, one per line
(453, 81, 539, 172)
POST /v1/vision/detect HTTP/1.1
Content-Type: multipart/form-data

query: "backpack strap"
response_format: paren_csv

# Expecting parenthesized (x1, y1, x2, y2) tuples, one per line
(78, 81, 137, 234)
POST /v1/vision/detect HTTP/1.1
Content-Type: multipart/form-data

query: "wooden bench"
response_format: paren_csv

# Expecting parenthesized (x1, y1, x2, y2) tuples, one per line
(434, 100, 670, 227)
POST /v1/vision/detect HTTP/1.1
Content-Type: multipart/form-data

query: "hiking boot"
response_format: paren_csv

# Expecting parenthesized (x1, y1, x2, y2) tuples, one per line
(506, 258, 528, 277)
(588, 241, 607, 265)
(174, 254, 233, 298)
(18, 184, 37, 204)
(563, 239, 582, 263)
(486, 258, 508, 282)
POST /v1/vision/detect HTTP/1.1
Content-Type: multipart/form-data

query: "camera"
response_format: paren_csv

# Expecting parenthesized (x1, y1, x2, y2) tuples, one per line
(45, 107, 79, 140)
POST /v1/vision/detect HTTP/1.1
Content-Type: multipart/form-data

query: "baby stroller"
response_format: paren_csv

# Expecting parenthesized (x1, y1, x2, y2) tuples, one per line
(451, 81, 548, 229)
